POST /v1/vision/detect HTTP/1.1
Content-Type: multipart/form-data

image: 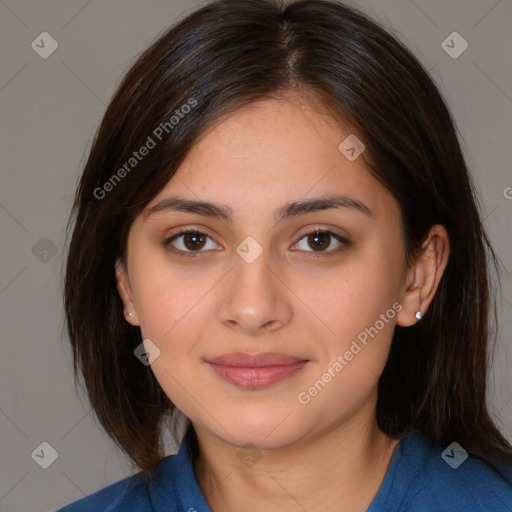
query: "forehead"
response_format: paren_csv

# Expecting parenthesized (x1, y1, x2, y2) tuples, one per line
(146, 95, 399, 225)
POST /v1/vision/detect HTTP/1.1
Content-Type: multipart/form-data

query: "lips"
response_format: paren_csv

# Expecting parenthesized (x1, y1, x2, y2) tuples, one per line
(208, 352, 307, 367)
(206, 352, 309, 388)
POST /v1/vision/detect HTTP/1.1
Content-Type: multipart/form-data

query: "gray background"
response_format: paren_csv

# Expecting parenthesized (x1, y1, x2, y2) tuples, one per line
(0, 0, 511, 510)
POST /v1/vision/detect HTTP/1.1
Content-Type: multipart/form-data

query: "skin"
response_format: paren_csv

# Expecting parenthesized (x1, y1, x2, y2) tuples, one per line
(116, 92, 450, 512)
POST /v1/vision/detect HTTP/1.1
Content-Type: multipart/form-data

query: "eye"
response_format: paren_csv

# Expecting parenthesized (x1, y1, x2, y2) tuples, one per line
(163, 229, 220, 257)
(292, 228, 351, 255)
(163, 227, 351, 258)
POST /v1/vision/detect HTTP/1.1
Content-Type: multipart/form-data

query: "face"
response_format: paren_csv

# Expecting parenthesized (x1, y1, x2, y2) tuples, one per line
(117, 94, 412, 450)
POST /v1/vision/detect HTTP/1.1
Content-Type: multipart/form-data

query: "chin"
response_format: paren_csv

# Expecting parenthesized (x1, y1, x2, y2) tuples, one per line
(210, 414, 309, 451)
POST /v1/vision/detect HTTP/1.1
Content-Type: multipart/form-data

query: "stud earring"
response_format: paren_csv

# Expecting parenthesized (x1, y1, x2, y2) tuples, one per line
(128, 312, 134, 317)
(415, 310, 422, 321)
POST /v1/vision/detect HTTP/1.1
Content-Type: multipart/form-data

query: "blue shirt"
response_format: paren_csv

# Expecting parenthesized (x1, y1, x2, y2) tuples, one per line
(57, 428, 512, 511)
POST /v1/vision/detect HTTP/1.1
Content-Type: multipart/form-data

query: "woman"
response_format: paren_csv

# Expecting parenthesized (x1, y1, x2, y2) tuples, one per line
(59, 0, 512, 510)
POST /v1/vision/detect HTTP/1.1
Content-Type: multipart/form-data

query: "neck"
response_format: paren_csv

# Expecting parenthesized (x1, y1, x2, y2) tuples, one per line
(193, 397, 400, 512)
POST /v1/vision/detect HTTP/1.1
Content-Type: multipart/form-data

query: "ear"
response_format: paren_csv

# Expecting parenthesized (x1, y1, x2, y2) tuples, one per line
(115, 258, 140, 326)
(396, 224, 450, 327)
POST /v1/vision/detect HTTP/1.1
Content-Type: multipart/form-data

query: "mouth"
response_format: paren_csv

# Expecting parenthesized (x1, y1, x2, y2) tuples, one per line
(205, 352, 309, 389)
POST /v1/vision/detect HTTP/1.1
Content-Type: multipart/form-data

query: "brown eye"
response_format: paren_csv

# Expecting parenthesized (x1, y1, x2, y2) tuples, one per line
(307, 231, 330, 251)
(182, 232, 207, 251)
(293, 229, 351, 255)
(163, 229, 219, 257)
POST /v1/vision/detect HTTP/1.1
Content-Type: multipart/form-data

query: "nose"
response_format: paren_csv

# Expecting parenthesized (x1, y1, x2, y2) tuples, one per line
(217, 246, 293, 335)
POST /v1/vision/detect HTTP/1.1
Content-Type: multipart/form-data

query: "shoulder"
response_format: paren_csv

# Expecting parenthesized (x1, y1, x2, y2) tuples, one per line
(405, 451, 512, 512)
(57, 430, 209, 512)
(56, 470, 154, 512)
(56, 455, 178, 512)
(372, 429, 512, 512)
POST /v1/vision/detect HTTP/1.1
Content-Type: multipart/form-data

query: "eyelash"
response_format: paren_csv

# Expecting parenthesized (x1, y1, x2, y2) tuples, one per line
(162, 227, 352, 259)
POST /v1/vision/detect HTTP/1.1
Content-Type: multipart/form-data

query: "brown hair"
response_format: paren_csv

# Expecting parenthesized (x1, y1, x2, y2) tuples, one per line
(64, 0, 512, 478)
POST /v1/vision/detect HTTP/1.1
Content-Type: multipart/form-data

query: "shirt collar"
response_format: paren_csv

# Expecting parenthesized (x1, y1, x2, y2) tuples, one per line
(151, 429, 212, 512)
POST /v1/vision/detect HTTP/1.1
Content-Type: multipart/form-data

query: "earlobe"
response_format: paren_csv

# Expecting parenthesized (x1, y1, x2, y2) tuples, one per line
(396, 225, 450, 327)
(395, 276, 422, 327)
(115, 259, 140, 326)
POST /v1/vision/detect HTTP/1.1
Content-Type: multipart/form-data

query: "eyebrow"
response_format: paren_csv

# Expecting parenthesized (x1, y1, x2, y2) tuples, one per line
(144, 194, 374, 223)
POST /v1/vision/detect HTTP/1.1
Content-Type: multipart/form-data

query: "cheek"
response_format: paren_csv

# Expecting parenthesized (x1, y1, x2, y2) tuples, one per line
(306, 244, 402, 347)
(129, 262, 213, 414)
(128, 244, 216, 340)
